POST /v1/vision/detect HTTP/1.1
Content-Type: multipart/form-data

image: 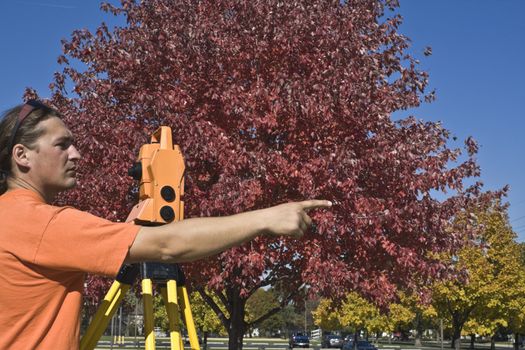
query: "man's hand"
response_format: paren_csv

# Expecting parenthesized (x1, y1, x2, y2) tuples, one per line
(259, 200, 332, 238)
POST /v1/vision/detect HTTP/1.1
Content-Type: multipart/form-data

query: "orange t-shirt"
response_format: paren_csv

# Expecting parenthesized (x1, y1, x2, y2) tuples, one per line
(0, 189, 140, 349)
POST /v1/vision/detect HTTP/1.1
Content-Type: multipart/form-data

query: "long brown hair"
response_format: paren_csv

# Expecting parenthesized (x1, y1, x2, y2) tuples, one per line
(0, 101, 61, 195)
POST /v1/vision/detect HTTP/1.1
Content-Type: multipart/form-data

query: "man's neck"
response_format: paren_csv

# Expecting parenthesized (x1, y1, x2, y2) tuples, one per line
(7, 177, 54, 203)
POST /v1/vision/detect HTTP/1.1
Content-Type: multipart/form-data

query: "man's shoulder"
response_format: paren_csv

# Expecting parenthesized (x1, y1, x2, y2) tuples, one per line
(1, 188, 46, 203)
(0, 188, 61, 220)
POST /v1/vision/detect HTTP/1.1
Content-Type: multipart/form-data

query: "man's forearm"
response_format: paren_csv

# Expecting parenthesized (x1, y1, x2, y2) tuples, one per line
(128, 209, 268, 263)
(158, 210, 268, 262)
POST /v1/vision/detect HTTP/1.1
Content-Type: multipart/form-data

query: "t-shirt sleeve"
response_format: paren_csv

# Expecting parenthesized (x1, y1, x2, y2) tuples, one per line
(33, 207, 140, 277)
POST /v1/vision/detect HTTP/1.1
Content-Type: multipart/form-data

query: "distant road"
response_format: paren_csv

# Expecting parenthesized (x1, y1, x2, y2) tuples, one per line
(95, 338, 521, 350)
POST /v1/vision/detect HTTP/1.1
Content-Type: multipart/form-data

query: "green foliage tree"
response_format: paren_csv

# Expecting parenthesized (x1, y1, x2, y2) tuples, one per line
(246, 289, 281, 337)
(153, 294, 169, 332)
(152, 289, 226, 341)
(190, 290, 227, 341)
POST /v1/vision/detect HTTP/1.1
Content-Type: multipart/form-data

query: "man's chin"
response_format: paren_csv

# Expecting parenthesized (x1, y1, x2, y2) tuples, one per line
(60, 179, 78, 191)
(68, 179, 78, 188)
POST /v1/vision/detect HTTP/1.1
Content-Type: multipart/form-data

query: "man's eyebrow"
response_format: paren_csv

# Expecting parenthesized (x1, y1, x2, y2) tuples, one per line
(55, 135, 74, 142)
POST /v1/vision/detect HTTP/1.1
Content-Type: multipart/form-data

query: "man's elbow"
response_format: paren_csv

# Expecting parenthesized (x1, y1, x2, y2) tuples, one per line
(127, 227, 186, 263)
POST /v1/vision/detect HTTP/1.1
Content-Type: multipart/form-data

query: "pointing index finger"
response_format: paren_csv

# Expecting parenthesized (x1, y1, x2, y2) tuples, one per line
(299, 199, 332, 211)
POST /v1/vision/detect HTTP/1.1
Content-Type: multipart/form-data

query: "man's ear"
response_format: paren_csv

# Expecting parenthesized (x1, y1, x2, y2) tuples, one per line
(12, 144, 31, 169)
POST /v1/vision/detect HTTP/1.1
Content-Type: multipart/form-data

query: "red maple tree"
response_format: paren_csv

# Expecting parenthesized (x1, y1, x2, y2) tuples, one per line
(34, 0, 497, 347)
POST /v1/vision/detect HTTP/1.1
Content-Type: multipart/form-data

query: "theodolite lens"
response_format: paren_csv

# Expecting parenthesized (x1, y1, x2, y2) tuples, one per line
(160, 206, 175, 222)
(128, 162, 142, 181)
(161, 186, 176, 202)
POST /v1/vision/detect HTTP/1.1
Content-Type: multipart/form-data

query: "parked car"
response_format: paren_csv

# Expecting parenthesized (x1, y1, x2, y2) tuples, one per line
(342, 340, 378, 350)
(322, 335, 343, 348)
(343, 335, 354, 345)
(289, 333, 310, 348)
(153, 326, 167, 337)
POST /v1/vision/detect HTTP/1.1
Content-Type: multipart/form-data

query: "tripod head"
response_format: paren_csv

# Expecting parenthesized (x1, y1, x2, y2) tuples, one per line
(126, 126, 185, 225)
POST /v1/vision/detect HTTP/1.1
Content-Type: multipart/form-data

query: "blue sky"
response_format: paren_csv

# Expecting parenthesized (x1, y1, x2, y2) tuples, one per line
(395, 1, 525, 241)
(1, 1, 524, 241)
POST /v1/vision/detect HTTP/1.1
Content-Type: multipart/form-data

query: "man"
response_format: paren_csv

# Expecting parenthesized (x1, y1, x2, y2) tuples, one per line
(0, 100, 331, 349)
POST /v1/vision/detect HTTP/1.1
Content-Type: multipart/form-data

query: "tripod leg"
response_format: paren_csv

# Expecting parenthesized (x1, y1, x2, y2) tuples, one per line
(142, 278, 156, 350)
(80, 281, 130, 350)
(161, 280, 184, 350)
(179, 286, 201, 350)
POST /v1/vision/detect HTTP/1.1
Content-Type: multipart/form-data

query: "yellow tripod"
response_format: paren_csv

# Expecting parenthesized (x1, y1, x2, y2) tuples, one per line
(80, 127, 201, 350)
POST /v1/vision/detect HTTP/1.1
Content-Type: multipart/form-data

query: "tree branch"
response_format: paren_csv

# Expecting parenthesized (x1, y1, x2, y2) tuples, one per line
(197, 287, 230, 329)
(247, 288, 300, 328)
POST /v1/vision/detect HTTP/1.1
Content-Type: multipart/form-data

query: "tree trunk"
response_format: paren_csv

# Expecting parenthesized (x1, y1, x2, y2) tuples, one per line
(203, 331, 209, 350)
(353, 330, 359, 350)
(228, 292, 247, 350)
(470, 334, 475, 349)
(451, 326, 461, 350)
(514, 333, 520, 350)
(451, 314, 464, 350)
(414, 333, 422, 347)
(490, 335, 495, 350)
(414, 312, 423, 347)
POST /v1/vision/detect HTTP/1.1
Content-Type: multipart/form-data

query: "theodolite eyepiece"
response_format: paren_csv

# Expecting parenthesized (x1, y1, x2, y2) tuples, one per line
(128, 162, 142, 181)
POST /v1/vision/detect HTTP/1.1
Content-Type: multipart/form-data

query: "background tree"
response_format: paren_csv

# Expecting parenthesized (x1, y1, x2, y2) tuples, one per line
(313, 292, 395, 346)
(154, 289, 226, 341)
(39, 0, 497, 348)
(282, 302, 316, 337)
(395, 291, 438, 346)
(245, 288, 281, 337)
(336, 292, 385, 343)
(502, 241, 525, 350)
(507, 287, 525, 350)
(153, 294, 169, 332)
(312, 298, 343, 332)
(190, 290, 227, 344)
(388, 302, 415, 338)
(432, 203, 521, 350)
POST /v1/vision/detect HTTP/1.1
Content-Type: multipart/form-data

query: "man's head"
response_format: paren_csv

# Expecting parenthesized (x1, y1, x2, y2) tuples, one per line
(0, 101, 81, 201)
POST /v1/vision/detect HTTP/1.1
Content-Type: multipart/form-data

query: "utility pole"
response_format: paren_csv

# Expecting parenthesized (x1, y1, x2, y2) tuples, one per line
(304, 298, 307, 334)
(440, 319, 444, 350)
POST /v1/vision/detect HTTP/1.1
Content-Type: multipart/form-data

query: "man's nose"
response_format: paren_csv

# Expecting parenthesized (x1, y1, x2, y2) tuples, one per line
(69, 145, 81, 160)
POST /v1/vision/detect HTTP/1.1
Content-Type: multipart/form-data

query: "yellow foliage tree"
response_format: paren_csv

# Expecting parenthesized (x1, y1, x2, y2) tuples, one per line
(337, 292, 388, 340)
(394, 292, 437, 346)
(432, 203, 525, 350)
(312, 298, 343, 331)
(312, 292, 415, 343)
(153, 289, 226, 340)
(190, 291, 227, 338)
(506, 242, 525, 350)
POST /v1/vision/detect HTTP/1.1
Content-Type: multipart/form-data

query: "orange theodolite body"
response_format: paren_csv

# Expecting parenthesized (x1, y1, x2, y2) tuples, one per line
(126, 126, 185, 224)
(80, 126, 200, 350)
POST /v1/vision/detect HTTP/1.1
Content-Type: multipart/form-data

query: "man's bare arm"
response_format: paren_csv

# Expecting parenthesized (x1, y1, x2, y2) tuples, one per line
(125, 200, 331, 263)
